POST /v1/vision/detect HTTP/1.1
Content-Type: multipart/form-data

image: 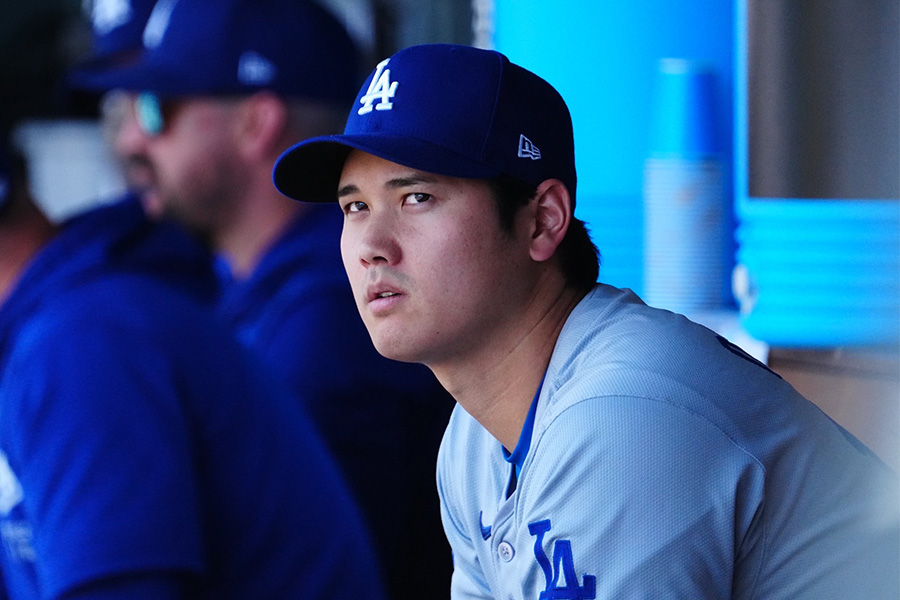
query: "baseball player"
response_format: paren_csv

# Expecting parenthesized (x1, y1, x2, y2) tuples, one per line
(0, 5, 386, 589)
(73, 1, 455, 596)
(272, 43, 900, 598)
(0, 138, 386, 599)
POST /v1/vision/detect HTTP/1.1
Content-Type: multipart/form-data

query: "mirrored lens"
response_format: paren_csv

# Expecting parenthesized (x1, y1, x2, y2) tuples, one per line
(135, 92, 165, 136)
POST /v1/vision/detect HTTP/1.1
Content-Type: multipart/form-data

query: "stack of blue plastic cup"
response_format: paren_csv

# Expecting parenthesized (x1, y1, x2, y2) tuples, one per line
(642, 58, 729, 314)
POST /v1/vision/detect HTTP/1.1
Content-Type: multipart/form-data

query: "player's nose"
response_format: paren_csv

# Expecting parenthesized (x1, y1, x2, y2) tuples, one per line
(110, 95, 149, 159)
(345, 210, 401, 268)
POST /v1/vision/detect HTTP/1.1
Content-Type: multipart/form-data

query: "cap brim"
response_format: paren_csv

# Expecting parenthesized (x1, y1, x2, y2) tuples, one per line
(272, 137, 353, 202)
(273, 134, 502, 203)
(67, 58, 122, 91)
(66, 47, 146, 91)
(67, 59, 205, 97)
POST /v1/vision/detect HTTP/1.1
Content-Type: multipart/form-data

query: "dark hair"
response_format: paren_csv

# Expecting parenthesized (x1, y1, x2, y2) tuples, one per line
(487, 175, 600, 293)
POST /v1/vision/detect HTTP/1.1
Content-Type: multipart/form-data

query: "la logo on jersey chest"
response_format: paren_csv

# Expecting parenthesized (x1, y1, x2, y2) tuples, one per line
(358, 58, 398, 115)
(529, 519, 596, 599)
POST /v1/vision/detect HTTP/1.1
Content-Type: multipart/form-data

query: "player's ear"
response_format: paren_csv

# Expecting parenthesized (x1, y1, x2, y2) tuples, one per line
(528, 179, 572, 263)
(234, 91, 288, 160)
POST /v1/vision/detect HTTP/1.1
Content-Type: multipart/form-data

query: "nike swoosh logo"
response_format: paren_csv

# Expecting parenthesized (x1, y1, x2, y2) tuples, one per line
(479, 511, 492, 540)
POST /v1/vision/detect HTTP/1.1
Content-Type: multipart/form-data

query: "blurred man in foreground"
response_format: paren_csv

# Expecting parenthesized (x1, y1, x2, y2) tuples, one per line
(0, 132, 385, 599)
(77, 1, 454, 596)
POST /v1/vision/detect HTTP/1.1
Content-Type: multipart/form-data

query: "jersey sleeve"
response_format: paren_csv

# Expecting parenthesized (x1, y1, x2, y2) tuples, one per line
(1, 312, 205, 599)
(514, 395, 764, 599)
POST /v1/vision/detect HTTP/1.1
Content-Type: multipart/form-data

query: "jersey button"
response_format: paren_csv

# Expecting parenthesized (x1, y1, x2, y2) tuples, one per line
(497, 541, 515, 562)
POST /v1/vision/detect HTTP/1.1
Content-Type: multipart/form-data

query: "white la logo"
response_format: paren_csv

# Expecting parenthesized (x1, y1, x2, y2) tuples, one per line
(0, 452, 22, 516)
(91, 0, 132, 35)
(238, 51, 276, 85)
(142, 0, 178, 49)
(358, 58, 398, 115)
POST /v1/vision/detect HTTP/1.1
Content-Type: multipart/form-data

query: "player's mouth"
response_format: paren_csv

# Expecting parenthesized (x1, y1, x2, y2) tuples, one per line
(366, 281, 406, 315)
(368, 288, 403, 303)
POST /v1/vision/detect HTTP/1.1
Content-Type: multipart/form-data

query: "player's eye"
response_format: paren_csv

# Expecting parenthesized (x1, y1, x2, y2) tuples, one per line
(403, 192, 432, 205)
(343, 200, 368, 214)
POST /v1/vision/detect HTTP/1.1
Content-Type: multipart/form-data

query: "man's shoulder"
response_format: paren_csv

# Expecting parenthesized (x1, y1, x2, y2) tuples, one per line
(550, 284, 778, 395)
(50, 270, 209, 331)
(557, 284, 713, 354)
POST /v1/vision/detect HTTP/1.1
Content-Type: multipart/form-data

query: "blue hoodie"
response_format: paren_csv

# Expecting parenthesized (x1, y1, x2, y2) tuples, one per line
(0, 198, 385, 600)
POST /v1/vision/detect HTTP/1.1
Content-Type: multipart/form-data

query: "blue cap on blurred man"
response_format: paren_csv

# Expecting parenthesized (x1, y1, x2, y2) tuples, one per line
(75, 0, 361, 105)
(90, 0, 157, 62)
(68, 0, 156, 84)
(272, 44, 576, 205)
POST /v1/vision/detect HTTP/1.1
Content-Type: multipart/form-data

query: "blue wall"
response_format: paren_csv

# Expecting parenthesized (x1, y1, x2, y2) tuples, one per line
(493, 1, 735, 296)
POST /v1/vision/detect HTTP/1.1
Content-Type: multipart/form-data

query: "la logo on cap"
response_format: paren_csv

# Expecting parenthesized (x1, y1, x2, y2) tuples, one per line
(358, 58, 398, 115)
(91, 0, 133, 34)
(143, 0, 177, 49)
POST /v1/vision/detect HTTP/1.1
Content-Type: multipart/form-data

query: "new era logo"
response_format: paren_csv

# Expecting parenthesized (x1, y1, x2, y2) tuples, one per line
(518, 135, 541, 160)
(238, 51, 276, 86)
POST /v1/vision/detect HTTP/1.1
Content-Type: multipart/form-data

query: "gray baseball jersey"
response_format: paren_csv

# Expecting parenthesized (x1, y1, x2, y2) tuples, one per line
(438, 284, 898, 599)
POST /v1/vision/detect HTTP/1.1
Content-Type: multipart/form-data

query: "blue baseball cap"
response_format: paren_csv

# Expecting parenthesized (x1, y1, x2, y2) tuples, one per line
(68, 0, 156, 86)
(272, 43, 577, 205)
(73, 0, 360, 105)
(90, 0, 157, 62)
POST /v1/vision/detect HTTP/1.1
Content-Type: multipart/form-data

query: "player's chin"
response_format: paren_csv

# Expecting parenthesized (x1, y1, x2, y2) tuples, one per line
(140, 189, 165, 219)
(368, 328, 423, 364)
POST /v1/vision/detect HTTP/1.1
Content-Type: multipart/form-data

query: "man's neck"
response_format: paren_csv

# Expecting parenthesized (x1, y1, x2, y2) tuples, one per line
(0, 210, 57, 305)
(216, 191, 309, 280)
(432, 281, 587, 451)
